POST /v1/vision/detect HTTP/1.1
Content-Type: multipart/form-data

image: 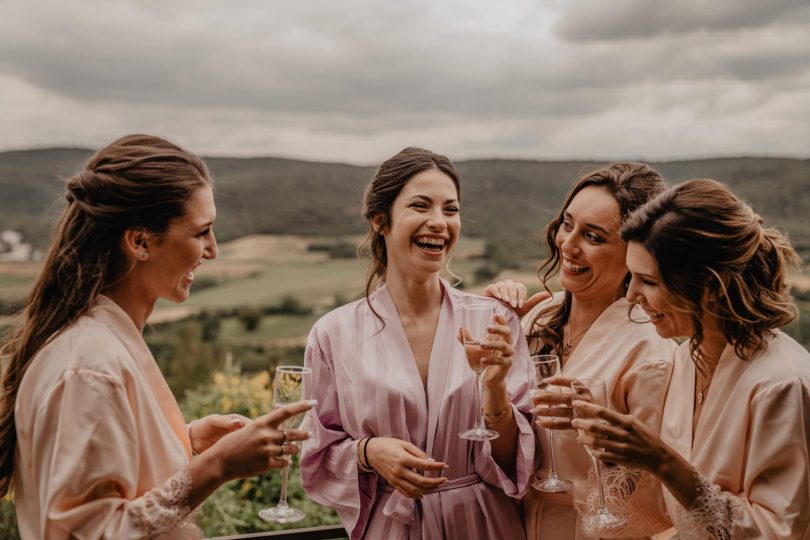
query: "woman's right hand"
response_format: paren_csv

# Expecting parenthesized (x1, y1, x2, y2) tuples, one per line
(483, 279, 549, 318)
(532, 376, 576, 430)
(365, 437, 448, 499)
(206, 400, 315, 481)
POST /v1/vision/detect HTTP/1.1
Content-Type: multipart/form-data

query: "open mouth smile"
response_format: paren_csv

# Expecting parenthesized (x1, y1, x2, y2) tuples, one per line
(562, 258, 588, 273)
(413, 235, 448, 253)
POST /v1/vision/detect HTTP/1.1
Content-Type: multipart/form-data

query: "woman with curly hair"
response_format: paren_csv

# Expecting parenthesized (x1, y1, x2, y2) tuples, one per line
(573, 179, 810, 538)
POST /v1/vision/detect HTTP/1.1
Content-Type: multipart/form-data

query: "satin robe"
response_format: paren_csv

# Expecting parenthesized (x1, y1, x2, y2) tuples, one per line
(300, 280, 535, 540)
(522, 294, 674, 540)
(14, 296, 198, 539)
(658, 332, 810, 538)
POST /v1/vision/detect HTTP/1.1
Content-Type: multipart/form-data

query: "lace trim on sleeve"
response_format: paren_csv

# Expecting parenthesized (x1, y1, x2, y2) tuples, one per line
(128, 468, 202, 539)
(672, 471, 738, 540)
(574, 463, 671, 537)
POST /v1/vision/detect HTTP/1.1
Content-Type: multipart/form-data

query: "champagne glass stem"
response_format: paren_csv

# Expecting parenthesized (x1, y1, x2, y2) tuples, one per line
(475, 371, 486, 430)
(277, 460, 291, 509)
(594, 458, 607, 511)
(548, 429, 559, 477)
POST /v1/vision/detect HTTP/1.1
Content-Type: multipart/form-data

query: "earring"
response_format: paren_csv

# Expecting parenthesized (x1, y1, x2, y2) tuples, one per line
(138, 251, 149, 261)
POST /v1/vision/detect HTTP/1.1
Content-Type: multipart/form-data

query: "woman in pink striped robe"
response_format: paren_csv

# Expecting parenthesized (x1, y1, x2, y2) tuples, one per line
(301, 147, 535, 539)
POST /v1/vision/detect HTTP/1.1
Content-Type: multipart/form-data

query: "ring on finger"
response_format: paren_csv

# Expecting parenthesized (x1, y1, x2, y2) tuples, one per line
(281, 429, 289, 445)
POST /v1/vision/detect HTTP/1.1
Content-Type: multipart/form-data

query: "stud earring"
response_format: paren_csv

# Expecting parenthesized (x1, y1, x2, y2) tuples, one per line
(138, 251, 149, 261)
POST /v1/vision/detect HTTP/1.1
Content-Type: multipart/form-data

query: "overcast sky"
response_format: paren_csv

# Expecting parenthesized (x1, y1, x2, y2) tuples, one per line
(1, 0, 809, 163)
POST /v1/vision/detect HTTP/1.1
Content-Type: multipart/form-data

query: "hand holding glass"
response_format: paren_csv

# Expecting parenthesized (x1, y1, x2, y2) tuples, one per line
(570, 378, 626, 532)
(459, 304, 499, 441)
(259, 365, 313, 524)
(529, 354, 570, 492)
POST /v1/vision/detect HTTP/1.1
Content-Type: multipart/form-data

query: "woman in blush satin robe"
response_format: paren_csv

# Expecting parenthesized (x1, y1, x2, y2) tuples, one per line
(573, 179, 810, 539)
(486, 163, 674, 540)
(301, 147, 535, 540)
(0, 135, 312, 539)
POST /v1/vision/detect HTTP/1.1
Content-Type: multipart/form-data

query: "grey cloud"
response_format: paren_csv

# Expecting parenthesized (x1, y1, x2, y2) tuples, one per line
(0, 0, 808, 161)
(555, 0, 810, 41)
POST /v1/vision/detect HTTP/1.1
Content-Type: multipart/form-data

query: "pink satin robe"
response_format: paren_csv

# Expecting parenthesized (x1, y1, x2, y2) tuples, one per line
(14, 296, 199, 539)
(300, 281, 535, 539)
(522, 294, 674, 540)
(657, 332, 810, 538)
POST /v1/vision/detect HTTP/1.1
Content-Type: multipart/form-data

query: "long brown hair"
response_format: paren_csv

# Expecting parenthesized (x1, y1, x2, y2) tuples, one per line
(528, 162, 666, 355)
(359, 147, 460, 321)
(0, 134, 211, 496)
(621, 178, 801, 363)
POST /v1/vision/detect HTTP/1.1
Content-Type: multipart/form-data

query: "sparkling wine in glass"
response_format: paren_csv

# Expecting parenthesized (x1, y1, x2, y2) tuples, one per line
(258, 365, 313, 524)
(570, 378, 627, 532)
(529, 354, 570, 492)
(459, 304, 499, 441)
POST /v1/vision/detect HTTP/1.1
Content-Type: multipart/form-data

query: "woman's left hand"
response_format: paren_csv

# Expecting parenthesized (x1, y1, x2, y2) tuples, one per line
(189, 413, 251, 455)
(570, 401, 669, 472)
(480, 314, 514, 388)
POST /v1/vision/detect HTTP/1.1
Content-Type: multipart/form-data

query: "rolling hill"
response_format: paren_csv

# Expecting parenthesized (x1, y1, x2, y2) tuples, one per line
(1, 149, 807, 263)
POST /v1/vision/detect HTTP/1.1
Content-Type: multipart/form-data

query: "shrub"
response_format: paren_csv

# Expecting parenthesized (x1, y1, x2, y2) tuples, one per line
(181, 365, 341, 536)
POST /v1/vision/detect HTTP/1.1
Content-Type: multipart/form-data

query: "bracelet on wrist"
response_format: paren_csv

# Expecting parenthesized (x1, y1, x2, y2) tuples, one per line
(357, 437, 375, 473)
(362, 436, 376, 472)
(484, 405, 512, 427)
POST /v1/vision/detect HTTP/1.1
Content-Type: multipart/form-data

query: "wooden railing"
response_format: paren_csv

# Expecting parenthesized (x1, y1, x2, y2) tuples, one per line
(209, 524, 348, 540)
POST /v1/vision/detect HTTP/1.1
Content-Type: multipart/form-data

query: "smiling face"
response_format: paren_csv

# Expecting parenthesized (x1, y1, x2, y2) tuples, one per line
(554, 186, 628, 303)
(143, 185, 218, 303)
(379, 168, 460, 282)
(625, 241, 693, 339)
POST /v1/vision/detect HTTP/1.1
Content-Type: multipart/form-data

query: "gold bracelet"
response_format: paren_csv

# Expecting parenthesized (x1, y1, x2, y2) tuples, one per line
(484, 405, 512, 427)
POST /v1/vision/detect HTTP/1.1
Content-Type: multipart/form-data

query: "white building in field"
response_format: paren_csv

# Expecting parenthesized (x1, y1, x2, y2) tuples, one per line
(0, 229, 33, 262)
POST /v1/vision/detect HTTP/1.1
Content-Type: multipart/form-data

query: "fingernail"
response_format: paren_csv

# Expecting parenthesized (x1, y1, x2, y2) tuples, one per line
(306, 399, 318, 407)
(510, 299, 517, 307)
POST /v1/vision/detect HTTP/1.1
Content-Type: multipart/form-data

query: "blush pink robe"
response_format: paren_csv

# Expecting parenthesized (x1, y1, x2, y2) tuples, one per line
(522, 294, 674, 540)
(14, 296, 200, 539)
(300, 280, 535, 540)
(656, 332, 810, 539)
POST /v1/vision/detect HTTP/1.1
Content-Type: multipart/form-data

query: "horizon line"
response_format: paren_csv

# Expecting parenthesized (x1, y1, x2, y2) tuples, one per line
(0, 145, 807, 168)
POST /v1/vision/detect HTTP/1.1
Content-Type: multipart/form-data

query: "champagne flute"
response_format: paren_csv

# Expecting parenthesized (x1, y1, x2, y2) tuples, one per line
(570, 378, 627, 532)
(258, 365, 313, 524)
(459, 304, 499, 441)
(529, 354, 570, 492)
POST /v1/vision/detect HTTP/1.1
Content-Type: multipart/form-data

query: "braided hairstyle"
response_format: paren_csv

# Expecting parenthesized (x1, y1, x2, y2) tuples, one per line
(0, 134, 210, 495)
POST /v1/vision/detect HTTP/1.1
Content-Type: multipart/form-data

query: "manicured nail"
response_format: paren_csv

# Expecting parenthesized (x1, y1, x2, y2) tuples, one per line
(306, 399, 318, 407)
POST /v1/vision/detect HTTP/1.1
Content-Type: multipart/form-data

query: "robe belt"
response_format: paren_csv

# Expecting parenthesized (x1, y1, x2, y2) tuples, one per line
(379, 474, 481, 524)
